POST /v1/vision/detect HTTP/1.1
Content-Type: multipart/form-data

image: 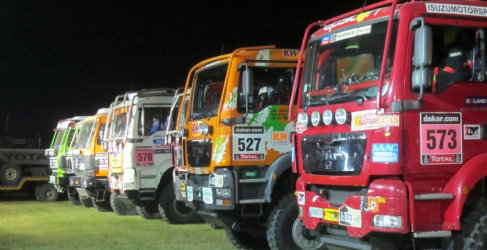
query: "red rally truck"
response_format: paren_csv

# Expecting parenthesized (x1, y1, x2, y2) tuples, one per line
(289, 0, 487, 249)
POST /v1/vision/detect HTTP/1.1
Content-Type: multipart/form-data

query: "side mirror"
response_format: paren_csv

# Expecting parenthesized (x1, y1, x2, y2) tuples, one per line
(411, 18, 433, 90)
(239, 63, 253, 116)
(239, 63, 252, 96)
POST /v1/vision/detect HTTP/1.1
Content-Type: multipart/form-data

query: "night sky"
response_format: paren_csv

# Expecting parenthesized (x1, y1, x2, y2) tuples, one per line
(0, 0, 378, 146)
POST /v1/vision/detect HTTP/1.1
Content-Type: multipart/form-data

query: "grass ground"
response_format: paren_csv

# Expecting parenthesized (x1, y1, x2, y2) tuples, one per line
(0, 199, 234, 250)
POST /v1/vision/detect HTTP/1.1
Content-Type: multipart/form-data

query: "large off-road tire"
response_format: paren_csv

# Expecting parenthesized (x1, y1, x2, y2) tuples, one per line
(36, 184, 59, 202)
(0, 164, 22, 186)
(67, 190, 81, 205)
(158, 184, 198, 224)
(110, 192, 137, 216)
(454, 197, 487, 250)
(267, 193, 326, 250)
(91, 192, 112, 212)
(80, 196, 94, 208)
(136, 205, 162, 219)
(225, 227, 269, 250)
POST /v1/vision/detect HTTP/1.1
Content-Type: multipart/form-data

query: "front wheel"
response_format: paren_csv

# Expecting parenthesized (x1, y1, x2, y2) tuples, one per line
(225, 227, 269, 250)
(110, 192, 137, 216)
(267, 193, 326, 250)
(158, 184, 198, 224)
(36, 184, 59, 202)
(136, 204, 162, 220)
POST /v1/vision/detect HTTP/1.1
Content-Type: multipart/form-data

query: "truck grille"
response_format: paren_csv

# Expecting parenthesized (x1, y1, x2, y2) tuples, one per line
(301, 132, 366, 176)
(186, 139, 212, 167)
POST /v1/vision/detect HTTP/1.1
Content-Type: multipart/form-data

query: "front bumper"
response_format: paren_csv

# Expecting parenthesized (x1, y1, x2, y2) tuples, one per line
(296, 177, 409, 238)
(185, 168, 235, 210)
(69, 176, 108, 190)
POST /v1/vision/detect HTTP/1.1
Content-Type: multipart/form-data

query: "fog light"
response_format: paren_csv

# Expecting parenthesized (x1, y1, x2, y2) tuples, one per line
(373, 215, 402, 229)
(335, 108, 348, 124)
(311, 111, 321, 126)
(215, 188, 231, 198)
(323, 109, 333, 125)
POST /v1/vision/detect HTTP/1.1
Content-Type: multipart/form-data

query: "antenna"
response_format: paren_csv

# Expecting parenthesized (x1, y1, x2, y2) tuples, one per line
(362, 0, 368, 12)
(220, 44, 225, 55)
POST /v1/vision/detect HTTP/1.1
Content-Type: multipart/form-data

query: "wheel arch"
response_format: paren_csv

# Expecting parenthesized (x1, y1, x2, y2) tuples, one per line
(264, 152, 294, 203)
(443, 153, 487, 230)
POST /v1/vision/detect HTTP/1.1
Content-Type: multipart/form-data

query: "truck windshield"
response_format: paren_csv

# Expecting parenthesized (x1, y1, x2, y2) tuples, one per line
(237, 66, 295, 113)
(191, 63, 228, 120)
(53, 130, 65, 149)
(112, 109, 128, 138)
(302, 20, 396, 107)
(74, 121, 96, 149)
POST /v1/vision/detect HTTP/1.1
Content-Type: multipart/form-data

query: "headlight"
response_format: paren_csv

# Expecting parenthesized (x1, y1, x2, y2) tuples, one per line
(79, 162, 85, 170)
(167, 135, 172, 144)
(310, 111, 321, 127)
(215, 188, 231, 198)
(202, 124, 209, 134)
(335, 108, 348, 125)
(298, 113, 309, 127)
(323, 110, 333, 125)
(373, 215, 402, 229)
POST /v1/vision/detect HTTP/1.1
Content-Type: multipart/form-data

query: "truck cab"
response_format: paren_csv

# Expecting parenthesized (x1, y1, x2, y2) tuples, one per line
(69, 108, 110, 211)
(176, 46, 300, 249)
(291, 1, 487, 249)
(46, 116, 87, 197)
(104, 88, 197, 221)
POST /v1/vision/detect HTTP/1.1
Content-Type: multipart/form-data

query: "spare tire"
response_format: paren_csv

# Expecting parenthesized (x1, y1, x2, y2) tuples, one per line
(0, 164, 22, 186)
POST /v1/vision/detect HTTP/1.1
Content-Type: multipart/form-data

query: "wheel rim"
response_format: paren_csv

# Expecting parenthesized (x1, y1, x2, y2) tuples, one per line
(45, 189, 55, 200)
(172, 199, 195, 217)
(292, 218, 325, 250)
(5, 168, 17, 181)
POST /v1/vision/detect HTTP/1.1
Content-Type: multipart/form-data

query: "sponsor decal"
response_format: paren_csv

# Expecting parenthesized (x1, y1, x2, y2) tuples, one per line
(272, 132, 288, 145)
(209, 173, 224, 188)
(321, 35, 331, 45)
(234, 126, 264, 134)
(135, 146, 154, 166)
(233, 126, 265, 161)
(465, 96, 487, 106)
(234, 153, 264, 160)
(361, 196, 386, 213)
(186, 186, 193, 202)
(351, 110, 400, 131)
(420, 113, 462, 165)
(153, 138, 165, 144)
(95, 153, 108, 170)
(297, 192, 305, 205)
(426, 3, 487, 17)
(202, 187, 213, 204)
(309, 207, 324, 219)
(339, 205, 362, 228)
(282, 49, 299, 57)
(464, 124, 481, 140)
(371, 143, 399, 163)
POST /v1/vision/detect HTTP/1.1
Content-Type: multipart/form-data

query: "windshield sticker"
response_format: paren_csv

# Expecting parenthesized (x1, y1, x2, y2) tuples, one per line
(371, 143, 398, 163)
(321, 25, 372, 46)
(426, 3, 487, 17)
(420, 113, 462, 165)
(464, 125, 481, 140)
(351, 110, 399, 131)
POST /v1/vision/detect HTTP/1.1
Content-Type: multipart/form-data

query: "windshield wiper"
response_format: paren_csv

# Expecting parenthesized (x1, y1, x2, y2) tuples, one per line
(330, 93, 369, 105)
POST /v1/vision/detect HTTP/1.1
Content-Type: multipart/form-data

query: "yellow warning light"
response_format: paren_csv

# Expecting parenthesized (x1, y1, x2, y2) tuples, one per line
(385, 132, 391, 137)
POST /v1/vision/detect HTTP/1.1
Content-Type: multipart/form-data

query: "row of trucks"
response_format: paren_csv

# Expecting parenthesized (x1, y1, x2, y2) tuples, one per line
(46, 0, 487, 249)
(170, 0, 487, 249)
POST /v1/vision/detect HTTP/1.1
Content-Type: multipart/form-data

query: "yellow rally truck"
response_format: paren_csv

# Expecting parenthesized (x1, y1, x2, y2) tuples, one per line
(69, 109, 110, 211)
(175, 46, 300, 248)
